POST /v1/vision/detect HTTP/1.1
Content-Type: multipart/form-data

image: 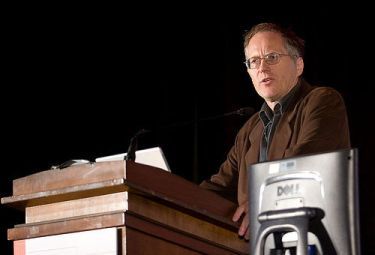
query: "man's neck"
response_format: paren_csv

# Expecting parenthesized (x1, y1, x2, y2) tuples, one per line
(266, 79, 301, 111)
(266, 101, 278, 111)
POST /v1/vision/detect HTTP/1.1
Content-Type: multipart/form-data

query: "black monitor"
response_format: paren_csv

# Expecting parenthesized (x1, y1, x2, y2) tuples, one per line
(247, 148, 360, 255)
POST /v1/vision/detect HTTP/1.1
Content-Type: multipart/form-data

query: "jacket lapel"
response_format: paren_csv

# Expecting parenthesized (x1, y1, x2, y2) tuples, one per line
(245, 121, 263, 165)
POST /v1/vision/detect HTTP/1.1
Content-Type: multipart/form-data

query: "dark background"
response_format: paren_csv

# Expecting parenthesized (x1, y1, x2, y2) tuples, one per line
(1, 5, 374, 254)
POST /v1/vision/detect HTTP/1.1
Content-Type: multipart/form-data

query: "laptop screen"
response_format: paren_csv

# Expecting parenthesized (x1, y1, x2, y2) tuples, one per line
(95, 147, 171, 172)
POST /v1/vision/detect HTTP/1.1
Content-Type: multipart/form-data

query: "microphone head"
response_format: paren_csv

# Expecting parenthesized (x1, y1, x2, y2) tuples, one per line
(134, 128, 150, 137)
(236, 107, 255, 116)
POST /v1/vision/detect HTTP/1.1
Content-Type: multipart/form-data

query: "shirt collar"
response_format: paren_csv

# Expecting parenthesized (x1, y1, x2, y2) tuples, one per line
(259, 103, 274, 127)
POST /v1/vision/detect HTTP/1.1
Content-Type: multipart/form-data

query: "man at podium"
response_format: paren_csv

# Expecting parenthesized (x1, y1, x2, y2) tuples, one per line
(200, 22, 350, 240)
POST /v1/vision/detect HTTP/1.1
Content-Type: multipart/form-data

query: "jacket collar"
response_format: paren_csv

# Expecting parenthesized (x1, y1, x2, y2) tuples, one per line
(248, 78, 314, 161)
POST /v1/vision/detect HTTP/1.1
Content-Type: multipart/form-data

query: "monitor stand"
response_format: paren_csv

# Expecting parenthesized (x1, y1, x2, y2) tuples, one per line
(253, 207, 336, 255)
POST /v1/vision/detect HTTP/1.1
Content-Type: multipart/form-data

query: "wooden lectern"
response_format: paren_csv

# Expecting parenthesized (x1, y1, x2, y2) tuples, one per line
(1, 161, 248, 254)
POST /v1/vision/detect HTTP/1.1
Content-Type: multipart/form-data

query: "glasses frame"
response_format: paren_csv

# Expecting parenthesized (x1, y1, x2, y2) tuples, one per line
(244, 52, 293, 69)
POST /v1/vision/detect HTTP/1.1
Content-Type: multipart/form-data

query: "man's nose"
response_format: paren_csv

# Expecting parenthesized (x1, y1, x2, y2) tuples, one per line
(258, 59, 270, 71)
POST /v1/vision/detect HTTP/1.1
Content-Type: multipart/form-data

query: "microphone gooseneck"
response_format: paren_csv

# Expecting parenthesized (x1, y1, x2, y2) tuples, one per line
(201, 106, 255, 121)
(124, 129, 150, 161)
(124, 106, 254, 161)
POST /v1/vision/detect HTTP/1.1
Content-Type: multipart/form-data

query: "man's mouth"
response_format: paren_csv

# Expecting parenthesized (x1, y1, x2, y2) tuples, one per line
(261, 77, 273, 83)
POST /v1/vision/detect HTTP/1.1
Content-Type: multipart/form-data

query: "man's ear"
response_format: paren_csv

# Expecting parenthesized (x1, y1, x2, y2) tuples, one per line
(296, 57, 304, 76)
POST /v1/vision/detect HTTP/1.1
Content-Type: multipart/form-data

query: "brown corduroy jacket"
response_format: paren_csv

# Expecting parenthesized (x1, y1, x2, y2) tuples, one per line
(200, 79, 351, 205)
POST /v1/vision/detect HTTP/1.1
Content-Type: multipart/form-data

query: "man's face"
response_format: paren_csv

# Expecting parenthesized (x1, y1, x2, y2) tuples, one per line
(244, 31, 304, 106)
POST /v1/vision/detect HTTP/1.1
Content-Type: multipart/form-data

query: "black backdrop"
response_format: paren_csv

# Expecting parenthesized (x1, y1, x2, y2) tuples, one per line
(1, 5, 374, 254)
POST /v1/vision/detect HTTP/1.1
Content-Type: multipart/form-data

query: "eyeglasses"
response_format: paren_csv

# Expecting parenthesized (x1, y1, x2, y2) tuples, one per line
(244, 52, 292, 69)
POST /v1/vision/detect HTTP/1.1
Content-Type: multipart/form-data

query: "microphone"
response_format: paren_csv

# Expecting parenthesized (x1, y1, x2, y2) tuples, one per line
(235, 106, 255, 116)
(158, 106, 255, 130)
(199, 106, 255, 121)
(124, 106, 254, 161)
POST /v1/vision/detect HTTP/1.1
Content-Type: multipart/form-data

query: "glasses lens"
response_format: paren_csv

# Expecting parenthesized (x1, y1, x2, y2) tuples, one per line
(249, 58, 260, 69)
(245, 53, 284, 69)
(265, 53, 279, 65)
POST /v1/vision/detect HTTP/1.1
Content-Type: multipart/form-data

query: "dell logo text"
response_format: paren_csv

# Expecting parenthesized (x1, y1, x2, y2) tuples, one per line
(277, 184, 300, 196)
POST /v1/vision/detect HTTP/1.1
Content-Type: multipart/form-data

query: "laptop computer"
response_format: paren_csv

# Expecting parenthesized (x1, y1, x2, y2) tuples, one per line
(95, 147, 171, 172)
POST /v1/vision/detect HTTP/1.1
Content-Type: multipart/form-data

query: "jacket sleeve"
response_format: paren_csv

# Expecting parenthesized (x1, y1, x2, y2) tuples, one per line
(199, 146, 239, 202)
(199, 118, 255, 202)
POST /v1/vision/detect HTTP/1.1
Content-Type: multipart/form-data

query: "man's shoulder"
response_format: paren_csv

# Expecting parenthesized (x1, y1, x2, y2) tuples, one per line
(310, 85, 341, 94)
(299, 80, 344, 103)
(306, 85, 344, 102)
(287, 81, 347, 119)
(294, 84, 347, 117)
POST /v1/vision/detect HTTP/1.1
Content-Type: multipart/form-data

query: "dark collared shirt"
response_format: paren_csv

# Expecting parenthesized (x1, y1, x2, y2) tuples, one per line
(259, 81, 301, 162)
